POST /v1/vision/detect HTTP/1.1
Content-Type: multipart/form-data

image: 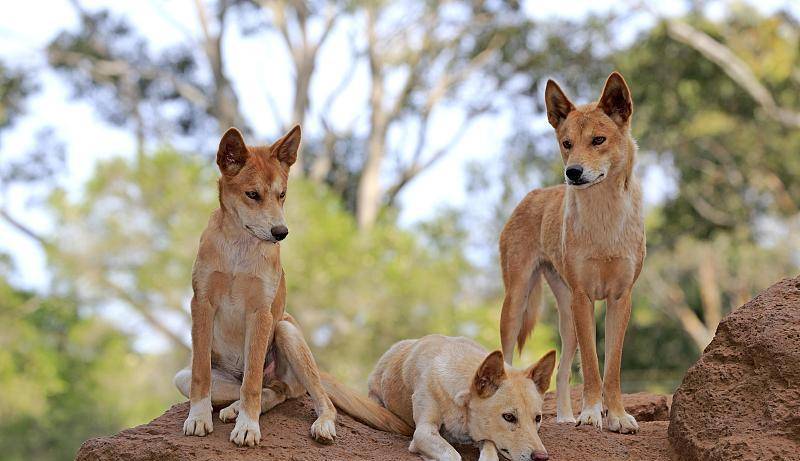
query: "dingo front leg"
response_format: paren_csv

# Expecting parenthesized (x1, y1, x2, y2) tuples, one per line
(409, 396, 460, 461)
(230, 308, 274, 447)
(183, 296, 216, 437)
(409, 422, 461, 461)
(603, 291, 638, 434)
(275, 317, 337, 444)
(571, 290, 604, 430)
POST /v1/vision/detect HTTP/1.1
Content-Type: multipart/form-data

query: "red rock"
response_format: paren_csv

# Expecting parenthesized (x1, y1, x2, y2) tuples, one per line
(668, 276, 800, 461)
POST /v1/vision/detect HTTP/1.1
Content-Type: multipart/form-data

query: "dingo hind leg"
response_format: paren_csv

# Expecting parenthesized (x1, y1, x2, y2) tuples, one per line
(544, 267, 577, 423)
(275, 317, 337, 444)
(218, 382, 289, 423)
(174, 367, 287, 423)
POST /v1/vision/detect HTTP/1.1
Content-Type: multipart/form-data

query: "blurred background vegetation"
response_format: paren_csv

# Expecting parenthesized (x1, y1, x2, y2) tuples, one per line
(1, 0, 798, 459)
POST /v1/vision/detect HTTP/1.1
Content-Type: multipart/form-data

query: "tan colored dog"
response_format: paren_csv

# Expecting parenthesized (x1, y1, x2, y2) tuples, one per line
(498, 72, 644, 434)
(173, 126, 337, 446)
(323, 335, 556, 461)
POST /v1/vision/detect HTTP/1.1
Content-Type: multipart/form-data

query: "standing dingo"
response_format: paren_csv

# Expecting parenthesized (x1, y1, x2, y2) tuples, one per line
(499, 72, 645, 434)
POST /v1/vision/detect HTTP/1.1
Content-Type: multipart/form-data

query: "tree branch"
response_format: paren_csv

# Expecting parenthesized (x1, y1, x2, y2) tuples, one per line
(664, 19, 800, 127)
(649, 275, 714, 351)
(100, 278, 191, 352)
(697, 248, 722, 330)
(0, 208, 49, 247)
(384, 115, 475, 207)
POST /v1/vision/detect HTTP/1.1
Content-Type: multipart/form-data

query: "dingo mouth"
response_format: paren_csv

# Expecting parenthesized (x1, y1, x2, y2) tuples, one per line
(245, 225, 279, 243)
(568, 173, 605, 189)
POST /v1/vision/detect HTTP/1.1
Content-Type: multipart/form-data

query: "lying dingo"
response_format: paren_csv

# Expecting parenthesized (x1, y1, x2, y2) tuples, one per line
(322, 334, 555, 461)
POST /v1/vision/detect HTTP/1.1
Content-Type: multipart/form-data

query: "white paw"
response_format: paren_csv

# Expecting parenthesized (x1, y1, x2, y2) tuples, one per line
(219, 401, 240, 423)
(556, 405, 576, 423)
(556, 414, 577, 424)
(442, 452, 462, 461)
(230, 411, 261, 446)
(310, 416, 336, 444)
(418, 453, 460, 461)
(409, 440, 461, 461)
(607, 411, 639, 434)
(576, 402, 603, 429)
(183, 398, 213, 436)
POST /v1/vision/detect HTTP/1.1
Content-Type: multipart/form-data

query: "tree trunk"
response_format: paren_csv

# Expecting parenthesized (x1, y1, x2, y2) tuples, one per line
(290, 52, 314, 176)
(356, 9, 386, 230)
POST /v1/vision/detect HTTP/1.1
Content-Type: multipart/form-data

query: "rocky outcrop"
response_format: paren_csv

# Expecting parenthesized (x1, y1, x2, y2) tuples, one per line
(76, 389, 672, 461)
(669, 276, 800, 461)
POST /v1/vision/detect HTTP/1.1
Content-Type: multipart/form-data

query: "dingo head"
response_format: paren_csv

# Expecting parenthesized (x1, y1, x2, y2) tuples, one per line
(466, 349, 556, 461)
(216, 126, 300, 242)
(545, 72, 634, 189)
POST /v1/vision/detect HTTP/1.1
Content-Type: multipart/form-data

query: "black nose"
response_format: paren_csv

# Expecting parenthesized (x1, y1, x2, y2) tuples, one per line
(532, 452, 549, 461)
(270, 225, 288, 241)
(565, 165, 583, 181)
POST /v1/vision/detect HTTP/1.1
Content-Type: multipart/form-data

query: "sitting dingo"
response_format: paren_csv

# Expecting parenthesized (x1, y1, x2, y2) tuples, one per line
(322, 335, 555, 461)
(174, 126, 337, 447)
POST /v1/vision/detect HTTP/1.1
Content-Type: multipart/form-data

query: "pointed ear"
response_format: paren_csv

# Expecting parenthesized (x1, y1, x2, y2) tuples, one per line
(473, 350, 506, 398)
(545, 79, 575, 129)
(598, 72, 633, 126)
(273, 125, 301, 169)
(526, 350, 556, 395)
(217, 127, 248, 176)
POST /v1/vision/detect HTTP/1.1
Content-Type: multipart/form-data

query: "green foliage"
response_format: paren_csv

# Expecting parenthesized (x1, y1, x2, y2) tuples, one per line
(0, 266, 173, 461)
(0, 61, 34, 134)
(618, 10, 800, 243)
(282, 181, 471, 383)
(48, 150, 218, 350)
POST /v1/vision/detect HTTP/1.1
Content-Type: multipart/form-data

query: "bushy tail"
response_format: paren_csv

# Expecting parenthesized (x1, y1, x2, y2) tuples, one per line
(320, 372, 413, 436)
(517, 272, 543, 353)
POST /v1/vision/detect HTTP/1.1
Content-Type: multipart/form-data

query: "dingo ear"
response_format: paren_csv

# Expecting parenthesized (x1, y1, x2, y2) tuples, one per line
(217, 127, 249, 176)
(273, 125, 301, 169)
(473, 350, 506, 398)
(598, 72, 633, 126)
(545, 79, 575, 129)
(526, 350, 556, 395)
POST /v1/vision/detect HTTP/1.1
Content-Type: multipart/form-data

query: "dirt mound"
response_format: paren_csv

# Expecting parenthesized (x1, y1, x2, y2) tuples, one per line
(669, 275, 800, 461)
(76, 389, 672, 461)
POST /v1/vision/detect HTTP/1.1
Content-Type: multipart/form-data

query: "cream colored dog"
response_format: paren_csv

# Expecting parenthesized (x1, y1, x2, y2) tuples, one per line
(499, 72, 644, 434)
(323, 335, 556, 461)
(173, 126, 337, 447)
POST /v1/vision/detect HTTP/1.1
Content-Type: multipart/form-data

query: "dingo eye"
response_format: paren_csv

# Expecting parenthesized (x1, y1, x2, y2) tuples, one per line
(279, 190, 286, 199)
(502, 413, 517, 423)
(245, 191, 260, 200)
(535, 414, 542, 423)
(592, 136, 606, 146)
(561, 140, 572, 149)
